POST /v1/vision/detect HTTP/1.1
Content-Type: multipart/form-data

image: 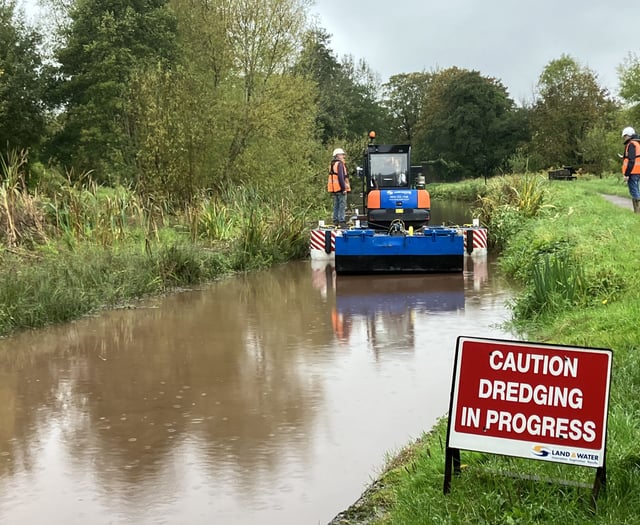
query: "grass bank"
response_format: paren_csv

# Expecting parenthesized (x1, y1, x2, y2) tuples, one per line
(0, 162, 321, 336)
(332, 174, 640, 524)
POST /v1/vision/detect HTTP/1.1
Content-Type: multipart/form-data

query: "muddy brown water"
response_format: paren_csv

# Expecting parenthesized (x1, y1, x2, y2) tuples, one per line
(0, 204, 517, 525)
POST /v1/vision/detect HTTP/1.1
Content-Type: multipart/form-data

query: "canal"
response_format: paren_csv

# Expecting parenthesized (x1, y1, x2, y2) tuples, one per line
(0, 202, 516, 524)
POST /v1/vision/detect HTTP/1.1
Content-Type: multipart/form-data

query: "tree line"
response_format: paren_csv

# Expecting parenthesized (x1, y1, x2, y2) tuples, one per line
(2, 0, 640, 202)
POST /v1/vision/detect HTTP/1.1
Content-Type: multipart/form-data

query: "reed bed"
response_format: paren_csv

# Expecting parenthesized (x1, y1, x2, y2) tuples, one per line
(0, 152, 313, 336)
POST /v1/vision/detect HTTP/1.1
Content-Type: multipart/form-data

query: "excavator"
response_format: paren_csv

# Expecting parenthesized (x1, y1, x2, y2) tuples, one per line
(317, 131, 465, 274)
(355, 131, 430, 231)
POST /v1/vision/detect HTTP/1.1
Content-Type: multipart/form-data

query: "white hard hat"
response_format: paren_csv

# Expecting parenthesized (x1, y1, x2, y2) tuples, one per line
(332, 148, 345, 156)
(622, 126, 635, 138)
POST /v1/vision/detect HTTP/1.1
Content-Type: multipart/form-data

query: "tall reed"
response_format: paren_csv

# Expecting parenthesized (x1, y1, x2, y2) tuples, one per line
(512, 252, 587, 319)
(474, 173, 553, 248)
(0, 149, 47, 248)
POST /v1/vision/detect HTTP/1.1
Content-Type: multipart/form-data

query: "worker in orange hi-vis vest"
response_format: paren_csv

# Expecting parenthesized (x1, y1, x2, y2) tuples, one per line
(327, 148, 349, 227)
(622, 126, 640, 213)
(331, 307, 351, 343)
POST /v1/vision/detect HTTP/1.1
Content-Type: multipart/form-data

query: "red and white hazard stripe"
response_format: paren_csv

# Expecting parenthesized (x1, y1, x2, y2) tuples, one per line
(463, 227, 488, 256)
(310, 229, 336, 259)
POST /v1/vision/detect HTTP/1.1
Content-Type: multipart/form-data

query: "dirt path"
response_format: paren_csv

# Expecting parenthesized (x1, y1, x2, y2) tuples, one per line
(601, 194, 633, 210)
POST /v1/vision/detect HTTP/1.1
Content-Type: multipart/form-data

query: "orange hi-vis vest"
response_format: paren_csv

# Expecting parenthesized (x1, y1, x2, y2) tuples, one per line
(327, 159, 350, 193)
(622, 139, 640, 175)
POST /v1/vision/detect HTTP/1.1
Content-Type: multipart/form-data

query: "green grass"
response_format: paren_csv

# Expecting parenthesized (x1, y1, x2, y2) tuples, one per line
(332, 174, 640, 524)
(0, 242, 232, 334)
(572, 173, 630, 198)
(0, 164, 315, 336)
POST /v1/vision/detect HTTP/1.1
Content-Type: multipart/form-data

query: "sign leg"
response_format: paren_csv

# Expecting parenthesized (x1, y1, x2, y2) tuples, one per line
(590, 465, 606, 511)
(443, 448, 452, 494)
(443, 448, 461, 494)
(453, 448, 461, 475)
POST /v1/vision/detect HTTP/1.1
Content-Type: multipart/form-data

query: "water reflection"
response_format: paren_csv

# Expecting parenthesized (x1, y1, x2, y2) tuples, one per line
(0, 256, 514, 525)
(333, 273, 464, 356)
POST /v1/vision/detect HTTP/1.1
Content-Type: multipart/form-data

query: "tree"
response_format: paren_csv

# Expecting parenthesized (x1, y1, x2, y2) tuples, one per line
(618, 52, 640, 124)
(414, 67, 527, 179)
(294, 28, 342, 141)
(337, 54, 386, 141)
(381, 72, 432, 143)
(578, 125, 621, 175)
(124, 0, 322, 203)
(0, 0, 47, 157)
(49, 0, 178, 183)
(221, 0, 311, 172)
(293, 28, 385, 143)
(531, 54, 616, 168)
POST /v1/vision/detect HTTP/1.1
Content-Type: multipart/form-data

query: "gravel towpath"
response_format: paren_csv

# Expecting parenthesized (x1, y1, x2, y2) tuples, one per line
(601, 193, 633, 210)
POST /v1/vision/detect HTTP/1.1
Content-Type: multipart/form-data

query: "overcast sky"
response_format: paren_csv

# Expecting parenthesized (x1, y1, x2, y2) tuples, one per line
(310, 0, 639, 104)
(17, 0, 639, 104)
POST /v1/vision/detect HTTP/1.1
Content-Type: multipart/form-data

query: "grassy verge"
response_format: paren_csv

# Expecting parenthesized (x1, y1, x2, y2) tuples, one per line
(0, 165, 321, 336)
(332, 174, 640, 524)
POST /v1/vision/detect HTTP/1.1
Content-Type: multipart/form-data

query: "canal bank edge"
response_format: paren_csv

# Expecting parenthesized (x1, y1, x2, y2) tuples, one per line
(328, 432, 431, 525)
(327, 191, 636, 524)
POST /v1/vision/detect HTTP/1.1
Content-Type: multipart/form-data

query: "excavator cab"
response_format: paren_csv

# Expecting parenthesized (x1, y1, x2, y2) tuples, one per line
(357, 132, 431, 230)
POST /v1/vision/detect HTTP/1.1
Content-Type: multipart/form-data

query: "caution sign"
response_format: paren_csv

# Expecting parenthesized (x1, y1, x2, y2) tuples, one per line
(446, 336, 612, 468)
